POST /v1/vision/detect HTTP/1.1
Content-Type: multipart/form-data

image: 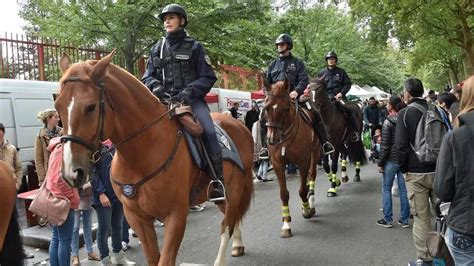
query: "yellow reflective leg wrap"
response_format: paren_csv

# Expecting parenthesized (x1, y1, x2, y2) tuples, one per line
(341, 160, 347, 167)
(331, 173, 337, 182)
(356, 161, 361, 170)
(328, 187, 337, 193)
(301, 202, 310, 210)
(308, 181, 315, 190)
(281, 206, 290, 218)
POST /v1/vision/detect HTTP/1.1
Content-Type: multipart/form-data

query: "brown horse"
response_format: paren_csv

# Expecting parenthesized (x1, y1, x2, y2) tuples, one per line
(264, 80, 320, 238)
(0, 161, 24, 265)
(55, 51, 254, 266)
(308, 79, 367, 197)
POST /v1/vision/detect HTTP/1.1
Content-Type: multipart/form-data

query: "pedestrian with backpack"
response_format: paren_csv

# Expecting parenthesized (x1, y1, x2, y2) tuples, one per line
(395, 78, 450, 265)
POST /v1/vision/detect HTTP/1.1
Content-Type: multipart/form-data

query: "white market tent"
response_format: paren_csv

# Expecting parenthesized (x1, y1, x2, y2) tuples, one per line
(347, 85, 373, 100)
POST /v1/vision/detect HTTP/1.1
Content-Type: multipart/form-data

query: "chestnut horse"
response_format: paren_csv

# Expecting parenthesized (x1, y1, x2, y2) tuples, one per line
(0, 161, 24, 265)
(308, 79, 367, 197)
(264, 80, 320, 238)
(55, 51, 254, 266)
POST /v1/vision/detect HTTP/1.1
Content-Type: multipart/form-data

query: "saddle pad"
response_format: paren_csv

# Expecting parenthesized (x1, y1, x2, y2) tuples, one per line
(182, 123, 245, 172)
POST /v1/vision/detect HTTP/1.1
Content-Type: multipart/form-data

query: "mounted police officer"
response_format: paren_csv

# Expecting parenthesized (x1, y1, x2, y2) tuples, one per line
(262, 34, 335, 155)
(318, 51, 360, 141)
(141, 4, 224, 203)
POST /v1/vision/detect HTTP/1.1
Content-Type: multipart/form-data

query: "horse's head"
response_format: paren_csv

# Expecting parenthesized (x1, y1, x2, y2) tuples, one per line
(308, 77, 328, 108)
(54, 51, 117, 188)
(264, 79, 291, 145)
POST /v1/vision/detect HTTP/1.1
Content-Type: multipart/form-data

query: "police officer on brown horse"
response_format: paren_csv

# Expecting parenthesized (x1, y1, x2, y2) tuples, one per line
(141, 4, 224, 203)
(262, 34, 334, 155)
(318, 51, 360, 141)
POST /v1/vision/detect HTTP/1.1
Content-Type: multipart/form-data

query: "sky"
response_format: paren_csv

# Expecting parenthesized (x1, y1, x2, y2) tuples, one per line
(0, 0, 26, 35)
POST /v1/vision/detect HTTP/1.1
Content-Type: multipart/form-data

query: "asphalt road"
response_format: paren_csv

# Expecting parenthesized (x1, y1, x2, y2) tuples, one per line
(25, 161, 416, 265)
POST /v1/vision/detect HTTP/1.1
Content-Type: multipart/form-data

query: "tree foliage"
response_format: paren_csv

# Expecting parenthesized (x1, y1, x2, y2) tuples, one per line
(18, 0, 406, 90)
(350, 0, 474, 84)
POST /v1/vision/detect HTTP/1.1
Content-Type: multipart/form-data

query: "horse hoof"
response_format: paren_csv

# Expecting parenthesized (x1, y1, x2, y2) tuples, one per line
(327, 191, 337, 197)
(302, 208, 316, 219)
(342, 176, 349, 183)
(281, 229, 293, 238)
(231, 246, 245, 257)
(353, 175, 361, 182)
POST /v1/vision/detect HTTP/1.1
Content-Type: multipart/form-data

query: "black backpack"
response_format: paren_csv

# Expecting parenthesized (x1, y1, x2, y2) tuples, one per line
(406, 102, 450, 164)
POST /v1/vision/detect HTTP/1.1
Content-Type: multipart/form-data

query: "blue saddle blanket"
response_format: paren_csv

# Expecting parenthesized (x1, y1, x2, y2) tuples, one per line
(182, 122, 244, 172)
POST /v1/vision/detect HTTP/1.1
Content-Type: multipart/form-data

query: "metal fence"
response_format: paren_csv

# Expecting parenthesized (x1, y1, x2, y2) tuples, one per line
(0, 32, 141, 81)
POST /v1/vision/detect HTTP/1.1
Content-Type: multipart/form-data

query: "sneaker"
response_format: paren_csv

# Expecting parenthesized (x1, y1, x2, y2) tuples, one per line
(376, 219, 393, 228)
(408, 258, 433, 266)
(189, 204, 205, 212)
(398, 220, 410, 228)
(121, 241, 130, 251)
(262, 177, 273, 182)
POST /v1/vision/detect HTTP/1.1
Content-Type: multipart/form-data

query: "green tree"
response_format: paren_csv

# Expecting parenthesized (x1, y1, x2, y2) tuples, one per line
(350, 0, 474, 77)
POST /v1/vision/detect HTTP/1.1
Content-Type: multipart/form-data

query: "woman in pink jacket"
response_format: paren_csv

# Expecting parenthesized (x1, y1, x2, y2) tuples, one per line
(46, 137, 79, 266)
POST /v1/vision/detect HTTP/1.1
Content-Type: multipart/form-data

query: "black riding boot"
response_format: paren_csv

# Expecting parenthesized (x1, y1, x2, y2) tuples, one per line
(311, 108, 335, 155)
(209, 153, 225, 203)
(347, 112, 360, 142)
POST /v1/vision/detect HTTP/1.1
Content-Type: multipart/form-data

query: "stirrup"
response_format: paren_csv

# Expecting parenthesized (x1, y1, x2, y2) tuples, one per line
(323, 142, 335, 155)
(207, 180, 226, 203)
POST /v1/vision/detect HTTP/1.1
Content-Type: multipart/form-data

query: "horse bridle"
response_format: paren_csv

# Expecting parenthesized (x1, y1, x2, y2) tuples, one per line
(60, 76, 176, 162)
(265, 92, 299, 144)
(60, 77, 106, 162)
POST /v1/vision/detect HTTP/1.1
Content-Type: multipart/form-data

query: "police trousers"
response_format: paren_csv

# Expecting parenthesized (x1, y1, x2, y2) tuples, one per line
(189, 98, 220, 155)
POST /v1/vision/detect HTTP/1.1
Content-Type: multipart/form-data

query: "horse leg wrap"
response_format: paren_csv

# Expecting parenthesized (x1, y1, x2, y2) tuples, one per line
(354, 161, 361, 182)
(308, 180, 315, 191)
(341, 160, 347, 176)
(301, 201, 310, 211)
(281, 206, 291, 222)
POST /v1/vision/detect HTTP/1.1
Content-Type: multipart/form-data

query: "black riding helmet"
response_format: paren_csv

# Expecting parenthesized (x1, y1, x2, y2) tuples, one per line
(325, 51, 338, 62)
(275, 34, 293, 50)
(158, 4, 188, 27)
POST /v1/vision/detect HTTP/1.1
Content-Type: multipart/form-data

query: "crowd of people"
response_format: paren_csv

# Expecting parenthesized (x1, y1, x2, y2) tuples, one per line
(1, 3, 473, 265)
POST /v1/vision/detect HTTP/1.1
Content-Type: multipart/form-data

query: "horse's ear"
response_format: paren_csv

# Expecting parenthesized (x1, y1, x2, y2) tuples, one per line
(60, 53, 72, 73)
(91, 49, 116, 80)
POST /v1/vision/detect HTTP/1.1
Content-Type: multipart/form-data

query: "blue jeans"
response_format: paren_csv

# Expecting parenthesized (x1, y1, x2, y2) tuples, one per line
(94, 201, 124, 259)
(71, 208, 94, 256)
(445, 227, 474, 265)
(49, 210, 75, 266)
(286, 164, 297, 174)
(382, 161, 409, 223)
(258, 160, 269, 179)
(122, 217, 130, 243)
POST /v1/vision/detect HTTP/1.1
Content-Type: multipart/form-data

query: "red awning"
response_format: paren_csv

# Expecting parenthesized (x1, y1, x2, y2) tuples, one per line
(205, 92, 218, 103)
(251, 89, 265, 100)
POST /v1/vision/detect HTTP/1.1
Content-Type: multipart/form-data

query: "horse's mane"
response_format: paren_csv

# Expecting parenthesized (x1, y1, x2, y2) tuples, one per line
(270, 80, 289, 94)
(58, 60, 153, 98)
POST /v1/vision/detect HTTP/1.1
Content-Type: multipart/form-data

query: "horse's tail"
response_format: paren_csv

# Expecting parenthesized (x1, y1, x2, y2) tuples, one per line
(0, 208, 25, 266)
(346, 138, 368, 166)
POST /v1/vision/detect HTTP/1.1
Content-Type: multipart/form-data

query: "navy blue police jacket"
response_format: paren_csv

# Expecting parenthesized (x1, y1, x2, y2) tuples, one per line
(318, 66, 352, 97)
(141, 30, 216, 99)
(266, 53, 309, 96)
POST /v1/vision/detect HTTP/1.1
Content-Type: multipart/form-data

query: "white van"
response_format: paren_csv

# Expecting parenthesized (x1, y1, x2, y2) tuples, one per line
(0, 78, 59, 174)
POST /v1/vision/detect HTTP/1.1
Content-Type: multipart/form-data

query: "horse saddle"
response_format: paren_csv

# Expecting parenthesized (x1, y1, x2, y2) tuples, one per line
(177, 114, 245, 172)
(298, 104, 314, 127)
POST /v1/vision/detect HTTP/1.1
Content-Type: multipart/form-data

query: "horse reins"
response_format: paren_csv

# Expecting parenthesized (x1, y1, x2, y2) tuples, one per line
(60, 77, 178, 159)
(59, 77, 183, 198)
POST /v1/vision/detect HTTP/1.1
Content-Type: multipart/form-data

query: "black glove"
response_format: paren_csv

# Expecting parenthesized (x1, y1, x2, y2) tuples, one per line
(178, 87, 194, 104)
(152, 85, 165, 98)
